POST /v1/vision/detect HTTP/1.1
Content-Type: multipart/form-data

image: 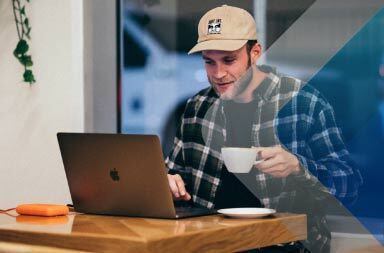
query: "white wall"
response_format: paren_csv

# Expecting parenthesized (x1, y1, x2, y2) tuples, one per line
(0, 0, 84, 208)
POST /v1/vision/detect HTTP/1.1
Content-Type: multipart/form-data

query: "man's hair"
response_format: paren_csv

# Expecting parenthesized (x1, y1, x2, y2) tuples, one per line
(246, 40, 258, 54)
(246, 40, 258, 67)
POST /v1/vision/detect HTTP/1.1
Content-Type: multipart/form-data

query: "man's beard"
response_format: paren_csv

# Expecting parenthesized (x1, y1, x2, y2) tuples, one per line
(210, 57, 254, 100)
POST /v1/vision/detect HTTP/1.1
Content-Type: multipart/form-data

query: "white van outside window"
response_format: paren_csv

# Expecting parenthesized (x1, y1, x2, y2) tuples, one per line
(121, 9, 208, 145)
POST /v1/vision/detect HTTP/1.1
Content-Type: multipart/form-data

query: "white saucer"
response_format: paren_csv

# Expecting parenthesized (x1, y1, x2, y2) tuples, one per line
(217, 208, 276, 218)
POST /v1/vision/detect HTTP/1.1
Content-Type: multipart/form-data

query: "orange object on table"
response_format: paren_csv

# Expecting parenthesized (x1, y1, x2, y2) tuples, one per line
(16, 204, 69, 217)
(16, 215, 69, 225)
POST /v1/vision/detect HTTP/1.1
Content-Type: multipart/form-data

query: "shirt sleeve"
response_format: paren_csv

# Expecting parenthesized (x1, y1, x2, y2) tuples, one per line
(292, 103, 363, 204)
(165, 111, 192, 188)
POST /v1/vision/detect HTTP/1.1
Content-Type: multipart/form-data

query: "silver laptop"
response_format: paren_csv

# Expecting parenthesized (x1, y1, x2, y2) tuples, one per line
(57, 133, 215, 219)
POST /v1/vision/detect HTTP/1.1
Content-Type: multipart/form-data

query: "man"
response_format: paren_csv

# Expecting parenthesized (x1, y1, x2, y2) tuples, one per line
(165, 5, 361, 253)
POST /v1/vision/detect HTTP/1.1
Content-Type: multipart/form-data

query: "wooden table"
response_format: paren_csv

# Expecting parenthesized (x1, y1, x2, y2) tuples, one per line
(0, 211, 306, 253)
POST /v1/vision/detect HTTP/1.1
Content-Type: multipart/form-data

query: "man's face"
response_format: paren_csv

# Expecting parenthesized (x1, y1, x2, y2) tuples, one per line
(202, 45, 253, 100)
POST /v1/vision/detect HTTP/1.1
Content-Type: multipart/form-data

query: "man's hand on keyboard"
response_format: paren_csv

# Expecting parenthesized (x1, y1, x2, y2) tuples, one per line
(167, 174, 191, 201)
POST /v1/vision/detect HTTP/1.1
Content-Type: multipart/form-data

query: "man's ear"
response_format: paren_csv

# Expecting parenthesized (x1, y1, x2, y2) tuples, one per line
(250, 43, 262, 65)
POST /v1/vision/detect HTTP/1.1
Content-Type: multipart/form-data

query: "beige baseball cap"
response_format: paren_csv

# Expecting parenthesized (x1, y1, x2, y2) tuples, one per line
(188, 5, 257, 54)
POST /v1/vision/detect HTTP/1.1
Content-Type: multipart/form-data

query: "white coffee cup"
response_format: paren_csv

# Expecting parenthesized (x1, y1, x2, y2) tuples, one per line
(221, 147, 258, 173)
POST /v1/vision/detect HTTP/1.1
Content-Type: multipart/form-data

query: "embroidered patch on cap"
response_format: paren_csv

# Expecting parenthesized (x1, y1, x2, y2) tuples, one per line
(208, 19, 222, 34)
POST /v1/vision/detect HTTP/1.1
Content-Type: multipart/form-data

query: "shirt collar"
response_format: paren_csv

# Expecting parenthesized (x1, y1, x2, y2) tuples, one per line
(252, 65, 280, 102)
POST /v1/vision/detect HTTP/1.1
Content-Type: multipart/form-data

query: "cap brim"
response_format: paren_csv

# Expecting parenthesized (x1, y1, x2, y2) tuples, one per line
(188, 39, 248, 54)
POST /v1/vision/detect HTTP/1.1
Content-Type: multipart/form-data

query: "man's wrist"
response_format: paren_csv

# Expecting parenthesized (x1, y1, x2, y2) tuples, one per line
(291, 156, 302, 175)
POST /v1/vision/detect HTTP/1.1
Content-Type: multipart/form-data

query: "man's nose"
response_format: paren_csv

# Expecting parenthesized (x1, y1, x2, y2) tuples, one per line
(212, 63, 227, 79)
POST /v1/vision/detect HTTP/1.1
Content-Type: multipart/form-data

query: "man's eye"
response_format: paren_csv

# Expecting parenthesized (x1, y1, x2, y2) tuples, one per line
(204, 60, 214, 65)
(224, 59, 235, 64)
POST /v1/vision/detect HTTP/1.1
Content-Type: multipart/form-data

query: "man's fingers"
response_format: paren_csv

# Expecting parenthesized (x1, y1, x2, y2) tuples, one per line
(262, 164, 285, 173)
(257, 146, 281, 160)
(253, 146, 299, 178)
(256, 156, 282, 171)
(167, 174, 180, 198)
(175, 176, 192, 200)
(175, 175, 187, 196)
(167, 174, 191, 201)
(183, 192, 192, 201)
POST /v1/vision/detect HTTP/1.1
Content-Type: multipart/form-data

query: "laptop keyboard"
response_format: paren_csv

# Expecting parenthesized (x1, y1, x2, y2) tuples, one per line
(174, 206, 216, 218)
(175, 206, 200, 213)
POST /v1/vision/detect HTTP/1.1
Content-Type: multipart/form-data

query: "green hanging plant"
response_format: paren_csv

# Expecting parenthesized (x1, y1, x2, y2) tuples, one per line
(12, 0, 35, 84)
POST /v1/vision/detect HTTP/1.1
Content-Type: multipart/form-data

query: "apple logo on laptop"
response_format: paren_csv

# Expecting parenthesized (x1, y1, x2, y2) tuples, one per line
(110, 168, 120, 181)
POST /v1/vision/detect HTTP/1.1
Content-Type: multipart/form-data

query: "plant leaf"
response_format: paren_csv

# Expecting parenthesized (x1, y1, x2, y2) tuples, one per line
(13, 0, 35, 85)
(23, 70, 36, 84)
(25, 27, 31, 39)
(13, 39, 29, 56)
(19, 55, 33, 67)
